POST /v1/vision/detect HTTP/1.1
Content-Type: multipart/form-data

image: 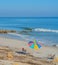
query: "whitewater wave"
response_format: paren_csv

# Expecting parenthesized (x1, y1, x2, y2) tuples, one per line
(34, 28, 58, 33)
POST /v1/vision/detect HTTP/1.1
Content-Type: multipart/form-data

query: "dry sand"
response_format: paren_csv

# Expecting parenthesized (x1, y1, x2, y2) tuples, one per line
(0, 37, 58, 65)
(0, 37, 58, 57)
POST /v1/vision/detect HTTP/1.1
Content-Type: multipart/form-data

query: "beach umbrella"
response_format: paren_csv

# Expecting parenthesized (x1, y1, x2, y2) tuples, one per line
(28, 40, 42, 50)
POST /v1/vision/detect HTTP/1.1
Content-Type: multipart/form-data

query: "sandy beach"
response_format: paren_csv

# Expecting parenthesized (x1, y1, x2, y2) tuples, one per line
(0, 37, 58, 65)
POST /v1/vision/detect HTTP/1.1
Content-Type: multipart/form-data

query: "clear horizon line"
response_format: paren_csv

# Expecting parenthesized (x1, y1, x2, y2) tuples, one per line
(0, 16, 58, 18)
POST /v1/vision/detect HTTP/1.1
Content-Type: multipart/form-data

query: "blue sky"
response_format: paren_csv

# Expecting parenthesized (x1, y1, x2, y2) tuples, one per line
(0, 0, 58, 17)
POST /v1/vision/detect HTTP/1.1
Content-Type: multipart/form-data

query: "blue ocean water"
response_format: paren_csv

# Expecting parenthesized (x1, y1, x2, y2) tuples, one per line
(0, 17, 58, 45)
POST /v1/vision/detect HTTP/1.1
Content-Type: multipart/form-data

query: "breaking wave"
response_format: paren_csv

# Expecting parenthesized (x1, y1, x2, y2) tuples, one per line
(34, 28, 58, 33)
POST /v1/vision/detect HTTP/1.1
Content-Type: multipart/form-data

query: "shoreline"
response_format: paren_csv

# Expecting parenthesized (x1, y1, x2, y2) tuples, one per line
(0, 32, 58, 47)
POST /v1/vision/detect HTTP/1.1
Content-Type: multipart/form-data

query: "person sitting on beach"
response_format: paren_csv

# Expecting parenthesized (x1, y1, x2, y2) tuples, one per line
(48, 54, 55, 59)
(22, 48, 26, 53)
(16, 48, 27, 54)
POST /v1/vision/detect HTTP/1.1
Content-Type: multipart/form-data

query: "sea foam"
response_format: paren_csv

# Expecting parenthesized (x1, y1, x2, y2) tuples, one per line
(34, 28, 58, 33)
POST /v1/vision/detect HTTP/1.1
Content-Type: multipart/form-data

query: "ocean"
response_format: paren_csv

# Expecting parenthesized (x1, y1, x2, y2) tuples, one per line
(0, 17, 58, 46)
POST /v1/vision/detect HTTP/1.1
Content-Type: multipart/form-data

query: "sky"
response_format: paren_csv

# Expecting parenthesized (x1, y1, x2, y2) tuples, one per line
(0, 0, 58, 17)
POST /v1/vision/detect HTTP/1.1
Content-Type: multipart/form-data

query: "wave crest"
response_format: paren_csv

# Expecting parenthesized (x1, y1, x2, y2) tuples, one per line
(34, 28, 58, 33)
